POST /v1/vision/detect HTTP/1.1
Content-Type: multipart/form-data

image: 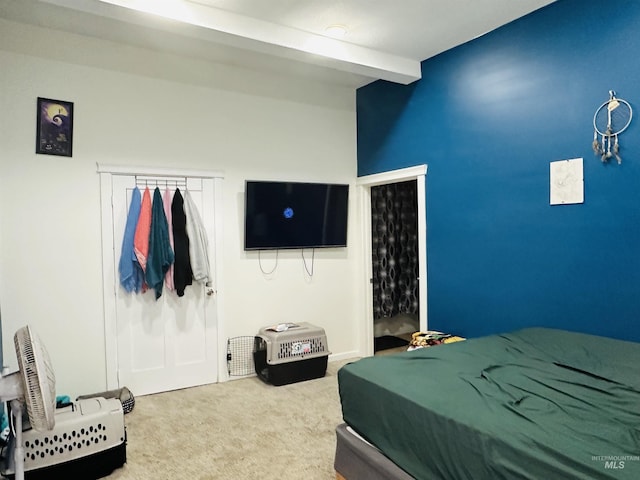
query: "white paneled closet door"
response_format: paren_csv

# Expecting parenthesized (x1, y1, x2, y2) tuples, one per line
(101, 168, 221, 397)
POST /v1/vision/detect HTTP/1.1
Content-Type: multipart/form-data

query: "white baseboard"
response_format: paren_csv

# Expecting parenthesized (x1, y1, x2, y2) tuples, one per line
(329, 351, 362, 363)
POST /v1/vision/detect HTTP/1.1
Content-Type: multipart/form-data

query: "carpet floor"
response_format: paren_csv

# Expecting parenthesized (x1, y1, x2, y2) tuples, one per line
(104, 358, 357, 480)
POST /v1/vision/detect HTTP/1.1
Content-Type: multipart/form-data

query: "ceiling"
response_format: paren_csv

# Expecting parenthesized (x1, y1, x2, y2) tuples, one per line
(0, 0, 556, 87)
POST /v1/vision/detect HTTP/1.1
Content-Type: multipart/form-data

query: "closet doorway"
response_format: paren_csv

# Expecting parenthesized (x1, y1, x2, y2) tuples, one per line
(99, 165, 225, 396)
(357, 165, 427, 357)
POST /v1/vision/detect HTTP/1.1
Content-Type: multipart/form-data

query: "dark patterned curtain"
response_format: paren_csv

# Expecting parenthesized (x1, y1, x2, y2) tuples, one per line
(371, 180, 419, 320)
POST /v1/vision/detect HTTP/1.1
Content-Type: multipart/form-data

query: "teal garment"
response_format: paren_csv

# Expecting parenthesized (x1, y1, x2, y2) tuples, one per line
(338, 328, 640, 480)
(146, 187, 175, 300)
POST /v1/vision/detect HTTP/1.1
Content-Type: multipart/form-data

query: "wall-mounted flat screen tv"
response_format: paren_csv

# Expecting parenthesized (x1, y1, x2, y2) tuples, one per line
(244, 180, 349, 250)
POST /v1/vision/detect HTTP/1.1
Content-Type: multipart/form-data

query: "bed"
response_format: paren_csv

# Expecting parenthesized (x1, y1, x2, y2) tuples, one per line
(336, 327, 640, 479)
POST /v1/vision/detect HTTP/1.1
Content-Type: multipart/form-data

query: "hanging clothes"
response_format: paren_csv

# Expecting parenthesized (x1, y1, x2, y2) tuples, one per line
(184, 189, 211, 286)
(172, 188, 193, 297)
(134, 187, 152, 292)
(118, 186, 144, 293)
(146, 187, 175, 300)
(162, 187, 175, 293)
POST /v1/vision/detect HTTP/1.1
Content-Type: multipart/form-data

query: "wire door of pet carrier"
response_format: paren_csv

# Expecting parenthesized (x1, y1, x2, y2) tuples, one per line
(226, 336, 255, 376)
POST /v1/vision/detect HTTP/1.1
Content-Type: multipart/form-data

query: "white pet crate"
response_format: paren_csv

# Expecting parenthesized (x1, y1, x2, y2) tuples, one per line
(2, 397, 126, 479)
(253, 322, 330, 386)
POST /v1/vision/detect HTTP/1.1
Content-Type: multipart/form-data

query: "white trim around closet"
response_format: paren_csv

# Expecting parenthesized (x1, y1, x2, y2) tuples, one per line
(97, 163, 227, 389)
(97, 163, 224, 179)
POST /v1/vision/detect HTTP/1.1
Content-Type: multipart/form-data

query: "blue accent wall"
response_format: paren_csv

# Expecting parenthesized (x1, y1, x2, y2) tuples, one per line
(357, 0, 640, 342)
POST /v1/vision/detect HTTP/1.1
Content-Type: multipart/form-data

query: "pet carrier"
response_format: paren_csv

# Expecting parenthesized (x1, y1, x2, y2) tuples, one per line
(2, 397, 126, 479)
(254, 322, 329, 386)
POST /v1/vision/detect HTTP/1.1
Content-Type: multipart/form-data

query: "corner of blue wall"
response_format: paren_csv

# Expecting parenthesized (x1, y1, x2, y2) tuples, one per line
(357, 0, 640, 342)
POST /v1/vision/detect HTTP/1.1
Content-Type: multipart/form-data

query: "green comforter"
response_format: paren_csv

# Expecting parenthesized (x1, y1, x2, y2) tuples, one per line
(338, 328, 640, 479)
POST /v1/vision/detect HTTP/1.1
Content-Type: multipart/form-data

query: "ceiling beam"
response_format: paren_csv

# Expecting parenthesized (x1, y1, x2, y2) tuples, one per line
(40, 0, 422, 85)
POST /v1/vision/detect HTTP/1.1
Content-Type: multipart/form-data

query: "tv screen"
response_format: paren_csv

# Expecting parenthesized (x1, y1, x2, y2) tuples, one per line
(244, 181, 349, 250)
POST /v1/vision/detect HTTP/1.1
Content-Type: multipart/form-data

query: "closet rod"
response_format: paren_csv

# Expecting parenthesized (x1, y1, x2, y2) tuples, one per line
(135, 175, 188, 188)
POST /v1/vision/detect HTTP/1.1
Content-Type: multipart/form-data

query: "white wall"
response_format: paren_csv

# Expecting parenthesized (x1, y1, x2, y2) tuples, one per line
(0, 18, 363, 398)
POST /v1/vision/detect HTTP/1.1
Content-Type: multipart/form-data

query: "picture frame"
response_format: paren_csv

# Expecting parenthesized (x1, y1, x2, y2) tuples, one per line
(36, 97, 74, 157)
(550, 157, 584, 206)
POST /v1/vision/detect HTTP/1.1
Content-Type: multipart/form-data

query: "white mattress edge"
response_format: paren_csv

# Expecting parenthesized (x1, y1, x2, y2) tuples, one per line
(345, 425, 380, 451)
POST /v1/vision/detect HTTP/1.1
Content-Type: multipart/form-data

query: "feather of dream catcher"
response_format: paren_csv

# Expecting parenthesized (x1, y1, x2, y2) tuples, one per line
(592, 90, 632, 164)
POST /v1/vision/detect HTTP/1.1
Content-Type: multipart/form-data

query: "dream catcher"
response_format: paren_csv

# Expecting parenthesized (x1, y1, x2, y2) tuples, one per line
(592, 90, 632, 164)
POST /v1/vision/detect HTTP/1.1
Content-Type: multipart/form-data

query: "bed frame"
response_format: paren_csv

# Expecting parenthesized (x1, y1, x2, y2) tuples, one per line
(334, 423, 412, 480)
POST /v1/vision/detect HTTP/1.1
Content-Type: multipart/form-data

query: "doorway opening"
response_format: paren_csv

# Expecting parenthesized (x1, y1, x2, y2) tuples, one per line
(371, 180, 419, 354)
(357, 165, 428, 357)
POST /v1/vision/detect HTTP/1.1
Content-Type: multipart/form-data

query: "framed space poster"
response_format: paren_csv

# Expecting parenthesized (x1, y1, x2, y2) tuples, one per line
(36, 97, 74, 157)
